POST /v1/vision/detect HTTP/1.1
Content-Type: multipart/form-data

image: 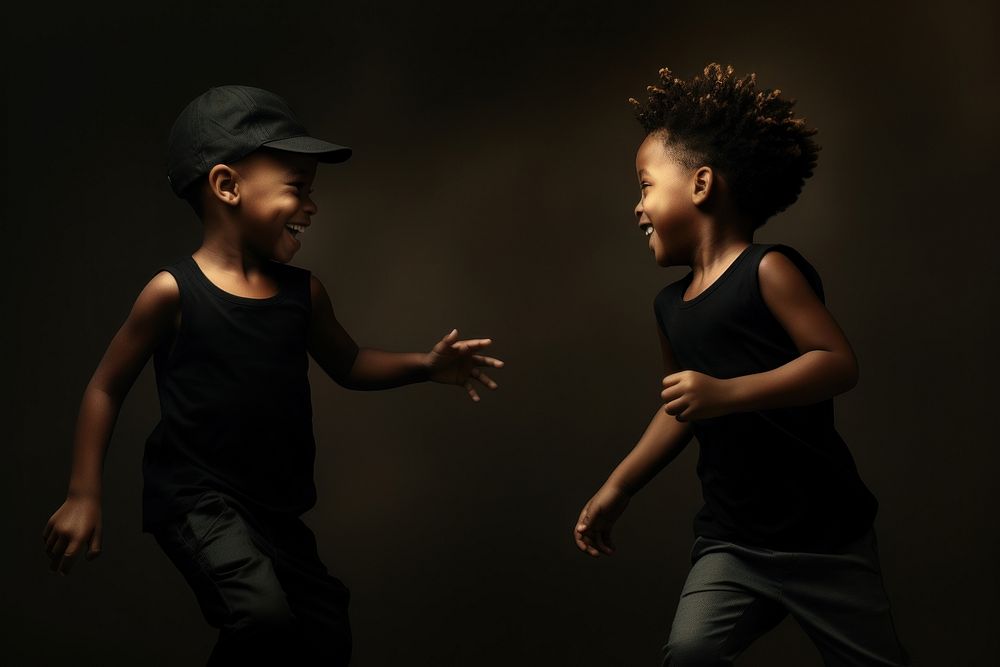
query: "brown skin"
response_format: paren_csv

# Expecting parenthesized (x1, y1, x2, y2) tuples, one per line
(574, 130, 858, 557)
(43, 148, 504, 575)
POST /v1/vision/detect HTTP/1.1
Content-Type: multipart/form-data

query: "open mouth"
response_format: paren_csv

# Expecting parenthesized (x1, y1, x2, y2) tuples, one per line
(285, 223, 305, 238)
(640, 223, 653, 238)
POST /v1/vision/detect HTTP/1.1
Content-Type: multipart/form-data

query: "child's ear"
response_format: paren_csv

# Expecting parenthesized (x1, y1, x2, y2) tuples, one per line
(207, 163, 240, 206)
(691, 165, 713, 205)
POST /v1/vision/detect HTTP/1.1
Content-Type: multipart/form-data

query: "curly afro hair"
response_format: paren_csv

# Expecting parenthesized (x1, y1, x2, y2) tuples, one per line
(629, 63, 820, 228)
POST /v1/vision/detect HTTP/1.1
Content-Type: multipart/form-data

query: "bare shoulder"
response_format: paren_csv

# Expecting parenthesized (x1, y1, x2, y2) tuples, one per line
(757, 249, 817, 303)
(756, 248, 852, 359)
(148, 269, 180, 294)
(125, 270, 181, 337)
(140, 270, 181, 311)
(758, 248, 802, 281)
(89, 269, 181, 397)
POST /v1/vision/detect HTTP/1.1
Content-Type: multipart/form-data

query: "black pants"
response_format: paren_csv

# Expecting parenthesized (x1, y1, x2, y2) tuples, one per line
(151, 490, 351, 666)
(662, 527, 911, 666)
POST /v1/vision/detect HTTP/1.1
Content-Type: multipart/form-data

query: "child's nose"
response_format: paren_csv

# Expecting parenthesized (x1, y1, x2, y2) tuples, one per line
(634, 199, 643, 218)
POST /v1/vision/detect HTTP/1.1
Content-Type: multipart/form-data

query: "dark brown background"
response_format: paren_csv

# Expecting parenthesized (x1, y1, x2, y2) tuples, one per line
(6, 1, 998, 664)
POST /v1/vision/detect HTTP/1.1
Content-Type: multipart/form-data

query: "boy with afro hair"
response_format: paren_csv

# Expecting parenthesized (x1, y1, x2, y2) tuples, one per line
(574, 64, 911, 666)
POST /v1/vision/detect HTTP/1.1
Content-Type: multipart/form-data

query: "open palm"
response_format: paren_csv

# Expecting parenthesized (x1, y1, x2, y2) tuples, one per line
(426, 328, 505, 401)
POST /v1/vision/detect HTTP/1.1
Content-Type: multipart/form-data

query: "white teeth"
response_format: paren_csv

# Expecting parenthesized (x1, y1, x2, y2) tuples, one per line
(286, 224, 305, 233)
(644, 226, 653, 237)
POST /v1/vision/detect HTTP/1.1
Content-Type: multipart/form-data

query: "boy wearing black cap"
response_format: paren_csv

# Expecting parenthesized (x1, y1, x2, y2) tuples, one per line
(42, 84, 504, 665)
(573, 65, 910, 665)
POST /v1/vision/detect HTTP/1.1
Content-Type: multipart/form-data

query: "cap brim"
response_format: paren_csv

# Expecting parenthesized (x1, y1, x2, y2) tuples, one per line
(260, 135, 352, 163)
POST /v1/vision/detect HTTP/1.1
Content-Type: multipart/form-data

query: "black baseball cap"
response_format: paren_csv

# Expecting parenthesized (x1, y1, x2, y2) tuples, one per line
(166, 84, 352, 198)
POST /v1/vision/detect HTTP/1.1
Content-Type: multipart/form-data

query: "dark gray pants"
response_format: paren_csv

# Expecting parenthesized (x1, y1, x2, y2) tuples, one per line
(151, 491, 352, 666)
(662, 527, 911, 666)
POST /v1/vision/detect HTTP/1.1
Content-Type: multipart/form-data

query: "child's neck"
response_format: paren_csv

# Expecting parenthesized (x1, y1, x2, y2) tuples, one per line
(685, 214, 755, 278)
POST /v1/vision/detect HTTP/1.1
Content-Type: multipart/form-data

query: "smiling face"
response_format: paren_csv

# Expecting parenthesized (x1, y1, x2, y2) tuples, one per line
(229, 148, 319, 262)
(634, 132, 701, 267)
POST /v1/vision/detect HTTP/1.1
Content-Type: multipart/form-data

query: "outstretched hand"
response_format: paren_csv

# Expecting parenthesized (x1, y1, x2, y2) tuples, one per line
(425, 328, 505, 402)
(574, 484, 631, 557)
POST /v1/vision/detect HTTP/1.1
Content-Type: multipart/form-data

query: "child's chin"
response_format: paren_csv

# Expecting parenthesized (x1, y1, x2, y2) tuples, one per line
(271, 248, 296, 263)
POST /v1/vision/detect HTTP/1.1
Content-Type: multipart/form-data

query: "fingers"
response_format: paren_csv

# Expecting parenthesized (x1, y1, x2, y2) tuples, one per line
(660, 384, 682, 402)
(573, 517, 598, 556)
(574, 509, 595, 555)
(452, 338, 493, 354)
(576, 527, 602, 557)
(58, 543, 80, 575)
(472, 354, 504, 368)
(47, 531, 100, 573)
(595, 529, 616, 556)
(432, 328, 460, 354)
(45, 529, 62, 557)
(591, 527, 609, 554)
(44, 519, 87, 574)
(464, 381, 481, 402)
(664, 398, 687, 419)
(433, 328, 460, 352)
(579, 515, 615, 556)
(664, 400, 691, 421)
(47, 534, 68, 573)
(574, 530, 599, 557)
(470, 368, 498, 390)
(87, 525, 103, 560)
(573, 508, 604, 558)
(662, 371, 684, 386)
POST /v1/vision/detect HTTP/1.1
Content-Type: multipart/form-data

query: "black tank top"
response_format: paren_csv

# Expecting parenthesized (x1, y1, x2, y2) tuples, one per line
(654, 243, 878, 553)
(141, 255, 317, 531)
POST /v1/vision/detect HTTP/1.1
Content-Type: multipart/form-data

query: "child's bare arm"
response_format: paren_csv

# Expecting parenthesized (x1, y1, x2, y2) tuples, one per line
(574, 326, 694, 557)
(307, 275, 503, 399)
(306, 274, 361, 384)
(307, 274, 426, 389)
(42, 271, 179, 575)
(729, 251, 859, 409)
(660, 252, 859, 421)
(604, 404, 695, 497)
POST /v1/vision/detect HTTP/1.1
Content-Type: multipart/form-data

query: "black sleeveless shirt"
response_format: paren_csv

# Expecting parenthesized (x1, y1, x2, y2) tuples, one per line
(654, 243, 878, 553)
(141, 255, 317, 531)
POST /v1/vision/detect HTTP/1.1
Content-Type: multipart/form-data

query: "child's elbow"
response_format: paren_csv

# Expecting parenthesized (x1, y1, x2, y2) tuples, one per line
(826, 349, 859, 396)
(842, 354, 860, 392)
